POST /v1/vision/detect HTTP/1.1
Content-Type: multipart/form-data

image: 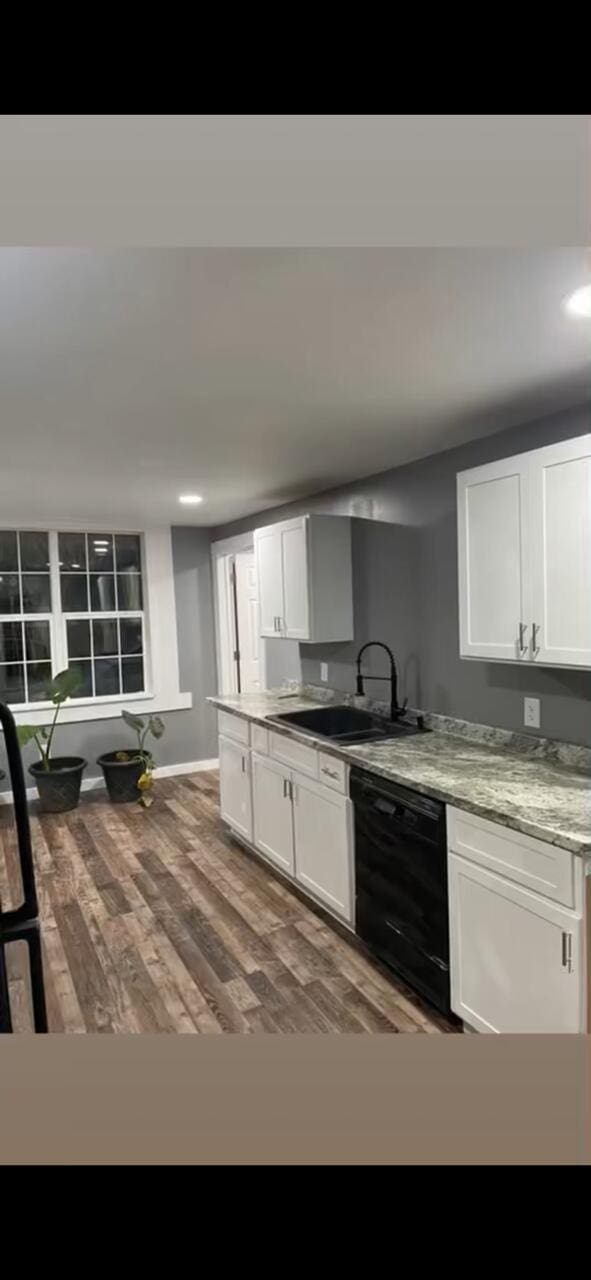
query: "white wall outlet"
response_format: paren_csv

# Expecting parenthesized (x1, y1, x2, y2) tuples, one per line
(524, 697, 540, 729)
(320, 662, 328, 683)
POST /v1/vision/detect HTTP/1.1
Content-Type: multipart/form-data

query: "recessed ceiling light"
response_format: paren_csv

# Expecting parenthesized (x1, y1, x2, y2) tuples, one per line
(179, 494, 204, 505)
(564, 284, 591, 317)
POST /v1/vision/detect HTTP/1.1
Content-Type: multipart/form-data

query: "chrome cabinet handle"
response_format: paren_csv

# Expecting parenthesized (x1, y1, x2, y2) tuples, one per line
(273, 616, 278, 632)
(531, 622, 540, 657)
(518, 622, 528, 654)
(241, 755, 246, 773)
(561, 931, 573, 972)
(321, 766, 340, 780)
(283, 777, 289, 798)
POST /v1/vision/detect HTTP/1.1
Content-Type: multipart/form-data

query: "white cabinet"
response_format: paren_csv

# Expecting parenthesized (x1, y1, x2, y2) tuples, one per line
(251, 751, 353, 923)
(218, 735, 252, 842)
(255, 524, 285, 638)
(458, 454, 530, 662)
(457, 433, 591, 668)
(448, 852, 585, 1033)
(292, 773, 353, 922)
(530, 436, 591, 667)
(251, 752, 295, 876)
(254, 514, 353, 642)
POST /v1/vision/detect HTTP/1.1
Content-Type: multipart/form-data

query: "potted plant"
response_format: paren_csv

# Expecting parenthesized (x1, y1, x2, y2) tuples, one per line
(17, 668, 87, 813)
(97, 710, 165, 807)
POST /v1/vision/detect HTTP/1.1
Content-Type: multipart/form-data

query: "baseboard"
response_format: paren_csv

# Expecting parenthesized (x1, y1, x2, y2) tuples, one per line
(0, 757, 219, 806)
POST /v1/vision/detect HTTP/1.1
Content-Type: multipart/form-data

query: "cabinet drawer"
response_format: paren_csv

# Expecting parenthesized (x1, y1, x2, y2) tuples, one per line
(447, 805, 575, 909)
(251, 723, 270, 755)
(218, 711, 250, 746)
(269, 730, 318, 779)
(317, 752, 348, 794)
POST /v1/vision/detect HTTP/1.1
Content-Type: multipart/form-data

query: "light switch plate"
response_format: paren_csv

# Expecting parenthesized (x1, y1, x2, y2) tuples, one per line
(524, 697, 540, 729)
(320, 662, 328, 683)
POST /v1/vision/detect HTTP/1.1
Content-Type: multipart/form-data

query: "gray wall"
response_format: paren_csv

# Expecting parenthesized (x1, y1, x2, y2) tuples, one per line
(212, 402, 591, 746)
(1, 526, 218, 783)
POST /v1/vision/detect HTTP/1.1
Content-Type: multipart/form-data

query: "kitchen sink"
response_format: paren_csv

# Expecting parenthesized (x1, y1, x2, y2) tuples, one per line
(269, 704, 427, 745)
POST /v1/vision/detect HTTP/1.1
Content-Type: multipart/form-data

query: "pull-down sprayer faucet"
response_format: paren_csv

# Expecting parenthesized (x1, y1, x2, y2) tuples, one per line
(355, 641, 408, 722)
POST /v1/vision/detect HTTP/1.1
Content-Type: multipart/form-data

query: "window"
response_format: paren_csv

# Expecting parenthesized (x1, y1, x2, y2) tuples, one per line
(0, 528, 146, 707)
(59, 532, 145, 699)
(0, 530, 53, 705)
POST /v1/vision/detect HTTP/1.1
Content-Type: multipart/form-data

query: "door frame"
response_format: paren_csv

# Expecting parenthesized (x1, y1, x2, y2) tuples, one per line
(211, 532, 266, 694)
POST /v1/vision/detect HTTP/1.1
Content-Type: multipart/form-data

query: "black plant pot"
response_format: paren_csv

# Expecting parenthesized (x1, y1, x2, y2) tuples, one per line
(29, 757, 87, 813)
(97, 750, 145, 804)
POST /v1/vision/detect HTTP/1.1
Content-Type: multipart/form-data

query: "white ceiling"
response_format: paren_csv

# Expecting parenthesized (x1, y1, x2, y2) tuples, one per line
(0, 248, 589, 529)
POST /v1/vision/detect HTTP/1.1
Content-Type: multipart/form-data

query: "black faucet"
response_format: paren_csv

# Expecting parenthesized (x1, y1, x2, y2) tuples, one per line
(355, 641, 408, 722)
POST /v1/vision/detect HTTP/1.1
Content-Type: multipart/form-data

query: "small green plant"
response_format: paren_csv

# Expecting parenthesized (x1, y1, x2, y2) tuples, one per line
(16, 668, 83, 769)
(118, 709, 165, 807)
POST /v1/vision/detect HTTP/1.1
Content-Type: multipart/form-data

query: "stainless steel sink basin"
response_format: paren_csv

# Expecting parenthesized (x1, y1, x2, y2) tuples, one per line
(269, 704, 427, 745)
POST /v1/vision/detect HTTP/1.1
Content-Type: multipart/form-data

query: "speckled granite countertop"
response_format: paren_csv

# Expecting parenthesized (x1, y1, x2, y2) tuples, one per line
(209, 691, 591, 858)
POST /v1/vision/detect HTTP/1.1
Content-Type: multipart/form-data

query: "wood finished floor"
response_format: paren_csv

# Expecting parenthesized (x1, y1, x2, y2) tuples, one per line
(1, 771, 455, 1034)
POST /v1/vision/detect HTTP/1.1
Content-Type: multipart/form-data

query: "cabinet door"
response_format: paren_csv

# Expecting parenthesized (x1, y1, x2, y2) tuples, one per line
(448, 853, 584, 1033)
(292, 773, 353, 922)
(251, 752, 294, 875)
(458, 456, 530, 661)
(218, 735, 252, 842)
(530, 434, 591, 668)
(255, 526, 284, 638)
(281, 518, 310, 639)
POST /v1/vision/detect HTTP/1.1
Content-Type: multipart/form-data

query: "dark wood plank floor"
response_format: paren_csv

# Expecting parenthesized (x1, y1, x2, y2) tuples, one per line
(1, 771, 455, 1034)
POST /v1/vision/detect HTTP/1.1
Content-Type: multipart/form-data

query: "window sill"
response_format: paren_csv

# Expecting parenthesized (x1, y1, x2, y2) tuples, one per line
(6, 691, 193, 727)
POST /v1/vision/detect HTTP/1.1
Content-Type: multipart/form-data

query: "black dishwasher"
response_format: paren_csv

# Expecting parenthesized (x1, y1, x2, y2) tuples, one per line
(351, 768, 452, 1017)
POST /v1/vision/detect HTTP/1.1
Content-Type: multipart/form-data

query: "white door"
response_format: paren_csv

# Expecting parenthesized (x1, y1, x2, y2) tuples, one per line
(292, 773, 353, 922)
(251, 752, 294, 875)
(235, 551, 261, 691)
(448, 853, 584, 1033)
(458, 455, 531, 661)
(281, 518, 310, 639)
(255, 526, 284, 638)
(530, 434, 591, 668)
(218, 736, 252, 842)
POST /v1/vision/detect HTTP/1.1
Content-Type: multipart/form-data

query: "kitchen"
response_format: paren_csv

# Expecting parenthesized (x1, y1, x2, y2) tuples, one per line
(208, 423, 591, 1035)
(0, 248, 589, 1037)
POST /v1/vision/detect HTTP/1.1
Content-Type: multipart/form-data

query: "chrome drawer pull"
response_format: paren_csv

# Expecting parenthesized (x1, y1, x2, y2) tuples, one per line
(518, 621, 528, 653)
(561, 931, 573, 972)
(531, 622, 540, 656)
(321, 766, 340, 780)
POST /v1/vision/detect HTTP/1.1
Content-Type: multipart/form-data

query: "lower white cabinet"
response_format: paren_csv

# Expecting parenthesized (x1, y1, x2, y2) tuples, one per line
(448, 852, 585, 1033)
(292, 773, 353, 922)
(249, 750, 353, 924)
(252, 753, 295, 876)
(218, 735, 252, 842)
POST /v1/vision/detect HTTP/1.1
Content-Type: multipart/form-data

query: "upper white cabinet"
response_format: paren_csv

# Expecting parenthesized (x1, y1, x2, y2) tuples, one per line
(254, 514, 353, 642)
(530, 436, 591, 667)
(457, 433, 591, 668)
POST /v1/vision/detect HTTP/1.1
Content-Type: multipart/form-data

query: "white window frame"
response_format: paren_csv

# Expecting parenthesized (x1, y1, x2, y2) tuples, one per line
(0, 523, 191, 725)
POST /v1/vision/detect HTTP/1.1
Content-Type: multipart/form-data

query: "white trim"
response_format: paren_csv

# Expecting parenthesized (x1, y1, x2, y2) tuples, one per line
(5, 691, 193, 728)
(0, 757, 219, 805)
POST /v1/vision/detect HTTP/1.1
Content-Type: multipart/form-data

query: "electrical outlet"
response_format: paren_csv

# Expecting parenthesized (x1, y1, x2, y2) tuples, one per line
(524, 697, 540, 729)
(320, 662, 328, 683)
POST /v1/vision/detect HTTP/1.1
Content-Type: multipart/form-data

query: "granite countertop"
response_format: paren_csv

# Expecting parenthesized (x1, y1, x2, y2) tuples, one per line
(209, 691, 591, 858)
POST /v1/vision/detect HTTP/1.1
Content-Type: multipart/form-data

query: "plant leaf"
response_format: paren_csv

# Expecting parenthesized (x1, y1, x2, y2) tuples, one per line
(121, 708, 145, 735)
(47, 667, 82, 704)
(16, 725, 39, 750)
(148, 715, 165, 740)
